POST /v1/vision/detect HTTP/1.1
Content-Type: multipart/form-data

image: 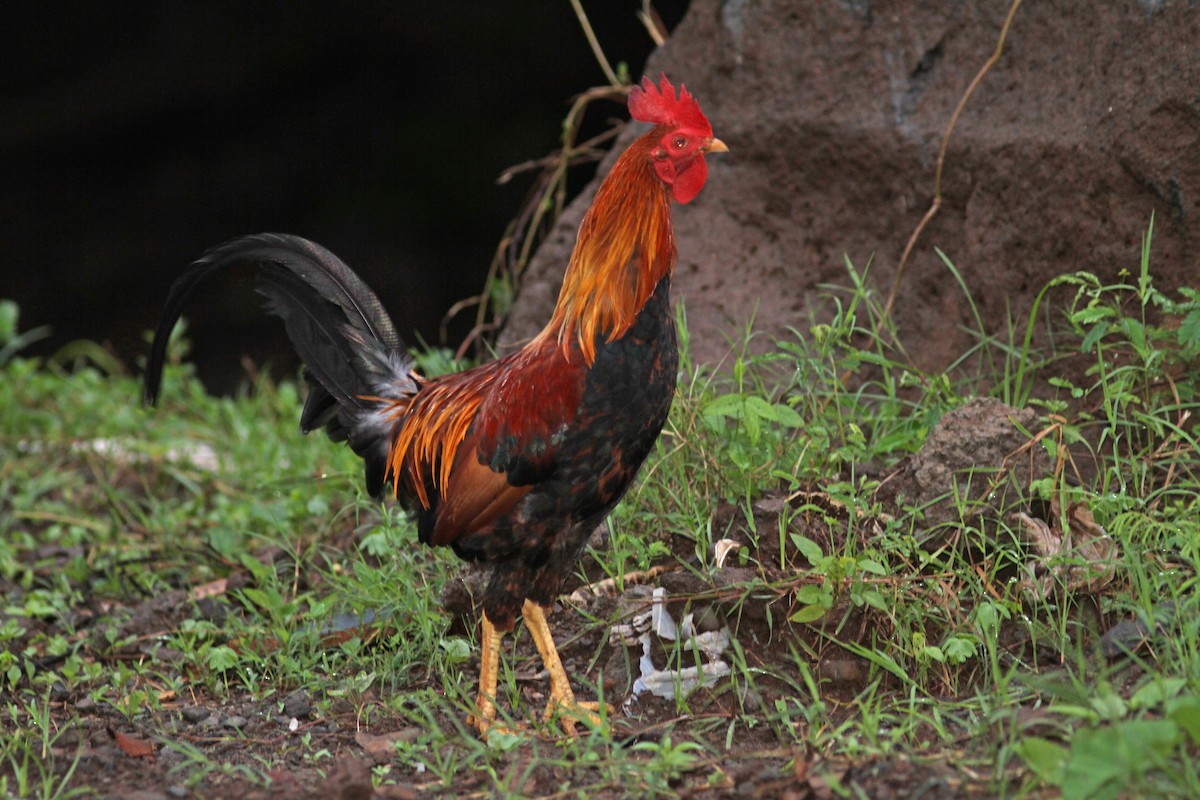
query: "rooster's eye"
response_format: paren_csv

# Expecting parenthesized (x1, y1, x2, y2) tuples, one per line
(672, 136, 688, 149)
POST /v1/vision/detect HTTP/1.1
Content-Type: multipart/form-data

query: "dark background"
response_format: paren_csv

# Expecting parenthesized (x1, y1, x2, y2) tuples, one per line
(2, 2, 688, 392)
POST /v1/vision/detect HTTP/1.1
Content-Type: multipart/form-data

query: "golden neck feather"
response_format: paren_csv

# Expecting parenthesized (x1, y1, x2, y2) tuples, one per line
(540, 134, 676, 364)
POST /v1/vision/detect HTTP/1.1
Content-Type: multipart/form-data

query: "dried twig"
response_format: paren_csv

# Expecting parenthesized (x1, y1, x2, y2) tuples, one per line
(446, 5, 670, 358)
(638, 0, 668, 46)
(569, 0, 622, 88)
(876, 0, 1026, 337)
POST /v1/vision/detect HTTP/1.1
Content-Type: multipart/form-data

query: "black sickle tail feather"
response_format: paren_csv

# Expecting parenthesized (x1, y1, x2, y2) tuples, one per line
(143, 233, 417, 496)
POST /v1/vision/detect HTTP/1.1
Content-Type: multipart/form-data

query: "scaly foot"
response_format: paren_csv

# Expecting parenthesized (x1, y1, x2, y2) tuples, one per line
(468, 612, 523, 737)
(522, 599, 612, 735)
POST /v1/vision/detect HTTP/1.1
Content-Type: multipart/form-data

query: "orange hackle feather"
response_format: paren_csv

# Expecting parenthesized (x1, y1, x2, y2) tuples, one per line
(543, 135, 675, 364)
(382, 367, 497, 508)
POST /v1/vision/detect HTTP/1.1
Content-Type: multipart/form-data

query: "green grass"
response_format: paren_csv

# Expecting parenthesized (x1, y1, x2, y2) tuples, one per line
(1, 221, 1198, 797)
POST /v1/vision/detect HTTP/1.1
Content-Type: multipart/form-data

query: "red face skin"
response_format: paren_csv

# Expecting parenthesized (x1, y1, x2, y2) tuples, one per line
(650, 127, 726, 205)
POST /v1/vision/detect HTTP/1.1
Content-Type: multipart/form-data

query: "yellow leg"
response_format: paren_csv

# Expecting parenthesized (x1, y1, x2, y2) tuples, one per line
(467, 612, 505, 735)
(521, 599, 609, 735)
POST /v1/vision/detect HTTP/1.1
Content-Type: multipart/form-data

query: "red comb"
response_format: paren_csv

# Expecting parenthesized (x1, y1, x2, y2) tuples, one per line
(628, 74, 712, 136)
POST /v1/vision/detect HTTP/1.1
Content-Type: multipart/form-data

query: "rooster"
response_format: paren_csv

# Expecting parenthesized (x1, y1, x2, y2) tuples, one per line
(144, 75, 725, 735)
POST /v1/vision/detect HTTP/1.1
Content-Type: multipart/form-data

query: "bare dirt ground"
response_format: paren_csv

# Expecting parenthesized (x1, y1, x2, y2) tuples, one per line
(19, 498, 1004, 800)
(6, 397, 1127, 798)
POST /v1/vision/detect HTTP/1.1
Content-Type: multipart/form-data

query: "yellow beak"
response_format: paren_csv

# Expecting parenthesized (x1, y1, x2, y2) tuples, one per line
(703, 137, 729, 154)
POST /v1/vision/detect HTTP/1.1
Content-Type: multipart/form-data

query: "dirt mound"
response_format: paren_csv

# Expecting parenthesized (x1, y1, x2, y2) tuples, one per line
(503, 0, 1200, 370)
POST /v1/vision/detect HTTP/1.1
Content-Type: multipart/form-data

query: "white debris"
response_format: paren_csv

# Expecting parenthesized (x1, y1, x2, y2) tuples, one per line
(634, 657, 731, 699)
(714, 538, 741, 568)
(649, 587, 677, 640)
(609, 610, 650, 646)
(683, 626, 731, 661)
(621, 588, 733, 700)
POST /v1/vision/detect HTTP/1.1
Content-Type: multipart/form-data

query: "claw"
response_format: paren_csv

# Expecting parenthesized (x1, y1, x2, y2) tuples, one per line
(469, 603, 610, 738)
(468, 711, 524, 738)
(544, 698, 611, 736)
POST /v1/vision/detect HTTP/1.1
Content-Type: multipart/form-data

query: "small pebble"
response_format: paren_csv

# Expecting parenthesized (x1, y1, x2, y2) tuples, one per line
(739, 685, 764, 713)
(181, 706, 210, 724)
(224, 715, 247, 729)
(195, 597, 229, 624)
(56, 729, 82, 748)
(200, 714, 222, 729)
(282, 689, 312, 719)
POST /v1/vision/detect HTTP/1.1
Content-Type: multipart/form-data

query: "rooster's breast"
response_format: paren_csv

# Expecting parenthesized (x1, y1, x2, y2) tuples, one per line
(560, 275, 678, 510)
(460, 276, 678, 625)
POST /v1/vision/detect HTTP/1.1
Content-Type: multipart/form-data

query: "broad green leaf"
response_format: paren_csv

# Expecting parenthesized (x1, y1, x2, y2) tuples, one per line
(1129, 678, 1186, 710)
(795, 584, 825, 605)
(1062, 721, 1180, 800)
(207, 645, 240, 672)
(700, 393, 745, 419)
(439, 637, 472, 662)
(857, 558, 887, 576)
(743, 395, 776, 419)
(1072, 305, 1116, 325)
(1167, 696, 1200, 745)
(773, 403, 806, 427)
(919, 645, 945, 663)
(1060, 727, 1126, 800)
(942, 635, 977, 664)
(789, 534, 824, 566)
(789, 605, 826, 623)
(859, 589, 889, 612)
(1089, 692, 1127, 722)
(1017, 736, 1067, 783)
(1080, 320, 1110, 352)
(241, 587, 278, 612)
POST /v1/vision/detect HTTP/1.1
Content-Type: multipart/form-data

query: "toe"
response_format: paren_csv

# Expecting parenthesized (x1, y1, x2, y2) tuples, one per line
(545, 700, 611, 735)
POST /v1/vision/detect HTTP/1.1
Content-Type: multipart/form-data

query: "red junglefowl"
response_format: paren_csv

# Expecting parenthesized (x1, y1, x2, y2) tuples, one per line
(143, 74, 725, 735)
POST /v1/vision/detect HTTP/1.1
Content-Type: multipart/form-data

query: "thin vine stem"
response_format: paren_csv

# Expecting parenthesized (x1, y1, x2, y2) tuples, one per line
(877, 0, 1026, 335)
(570, 0, 621, 87)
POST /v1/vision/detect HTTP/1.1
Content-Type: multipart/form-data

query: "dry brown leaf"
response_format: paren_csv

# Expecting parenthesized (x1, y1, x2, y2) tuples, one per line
(792, 750, 809, 781)
(108, 727, 155, 759)
(188, 578, 228, 600)
(1016, 498, 1116, 599)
